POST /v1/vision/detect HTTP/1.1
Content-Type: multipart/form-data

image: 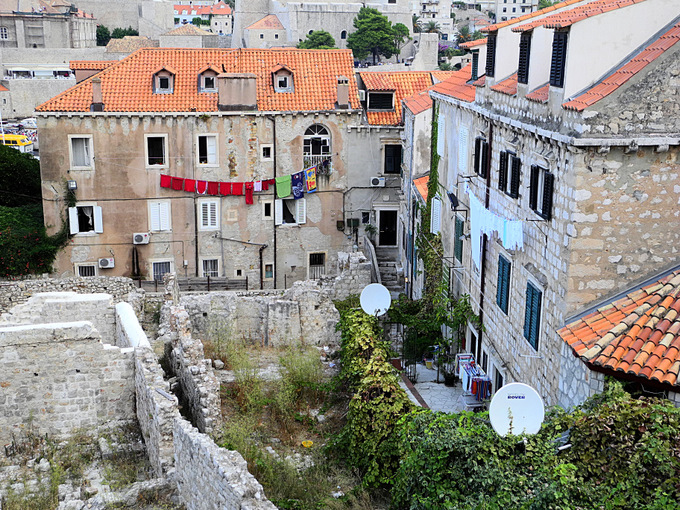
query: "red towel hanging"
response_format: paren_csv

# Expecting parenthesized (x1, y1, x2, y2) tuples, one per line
(245, 182, 254, 205)
(207, 181, 219, 196)
(219, 182, 232, 196)
(184, 179, 196, 193)
(171, 177, 184, 190)
(160, 174, 171, 188)
(232, 182, 244, 196)
(196, 180, 208, 194)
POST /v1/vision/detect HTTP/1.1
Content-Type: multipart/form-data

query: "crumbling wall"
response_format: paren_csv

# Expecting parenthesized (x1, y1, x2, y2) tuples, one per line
(0, 321, 135, 444)
(173, 418, 276, 510)
(116, 302, 151, 348)
(327, 251, 373, 300)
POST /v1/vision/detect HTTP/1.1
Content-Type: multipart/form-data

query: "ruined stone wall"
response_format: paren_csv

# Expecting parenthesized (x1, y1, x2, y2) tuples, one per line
(173, 418, 276, 510)
(0, 321, 135, 444)
(0, 276, 138, 314)
(116, 302, 151, 348)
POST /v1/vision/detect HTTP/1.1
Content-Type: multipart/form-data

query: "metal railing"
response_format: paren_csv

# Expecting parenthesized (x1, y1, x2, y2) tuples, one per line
(133, 276, 248, 292)
(303, 154, 332, 175)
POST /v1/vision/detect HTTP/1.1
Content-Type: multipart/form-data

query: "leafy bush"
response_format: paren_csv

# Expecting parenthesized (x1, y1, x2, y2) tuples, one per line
(0, 145, 41, 207)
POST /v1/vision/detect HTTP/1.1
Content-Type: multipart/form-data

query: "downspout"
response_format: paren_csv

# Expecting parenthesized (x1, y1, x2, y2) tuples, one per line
(478, 122, 493, 349)
(192, 123, 199, 276)
(266, 114, 277, 289)
(259, 245, 265, 290)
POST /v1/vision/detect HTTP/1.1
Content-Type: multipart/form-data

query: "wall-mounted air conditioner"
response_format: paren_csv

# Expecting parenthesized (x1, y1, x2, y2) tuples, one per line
(133, 232, 150, 245)
(370, 176, 385, 187)
(98, 257, 115, 269)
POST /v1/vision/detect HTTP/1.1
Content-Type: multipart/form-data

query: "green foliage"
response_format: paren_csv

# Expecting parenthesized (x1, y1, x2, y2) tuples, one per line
(297, 30, 336, 49)
(110, 26, 138, 39)
(336, 309, 389, 389)
(412, 14, 421, 33)
(0, 144, 41, 207)
(346, 7, 397, 64)
(438, 62, 453, 71)
(424, 21, 440, 34)
(538, 0, 559, 8)
(191, 16, 210, 26)
(392, 23, 411, 54)
(96, 24, 111, 46)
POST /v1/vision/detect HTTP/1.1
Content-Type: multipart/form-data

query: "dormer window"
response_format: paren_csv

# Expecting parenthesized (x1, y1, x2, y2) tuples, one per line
(277, 75, 289, 89)
(517, 31, 532, 85)
(367, 92, 394, 111)
(153, 67, 176, 94)
(272, 64, 294, 93)
(549, 30, 568, 88)
(198, 66, 220, 93)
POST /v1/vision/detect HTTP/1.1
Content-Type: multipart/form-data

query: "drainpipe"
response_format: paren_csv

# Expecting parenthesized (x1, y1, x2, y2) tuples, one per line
(478, 122, 493, 357)
(259, 244, 265, 290)
(266, 114, 277, 289)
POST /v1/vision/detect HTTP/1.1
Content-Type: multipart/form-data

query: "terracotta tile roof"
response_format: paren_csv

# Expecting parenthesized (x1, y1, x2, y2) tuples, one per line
(490, 72, 518, 95)
(246, 14, 284, 30)
(429, 64, 475, 102)
(460, 38, 487, 49)
(162, 24, 212, 36)
(483, 0, 584, 32)
(105, 36, 159, 53)
(69, 60, 116, 71)
(174, 2, 231, 16)
(403, 90, 432, 115)
(431, 70, 460, 83)
(526, 83, 550, 103)
(563, 20, 680, 111)
(472, 75, 486, 87)
(37, 47, 360, 113)
(560, 270, 680, 387)
(513, 0, 648, 33)
(359, 71, 436, 125)
(414, 176, 429, 201)
(0, 84, 8, 92)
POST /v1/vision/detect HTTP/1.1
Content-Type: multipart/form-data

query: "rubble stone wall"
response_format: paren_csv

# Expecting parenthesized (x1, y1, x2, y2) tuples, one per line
(557, 340, 605, 410)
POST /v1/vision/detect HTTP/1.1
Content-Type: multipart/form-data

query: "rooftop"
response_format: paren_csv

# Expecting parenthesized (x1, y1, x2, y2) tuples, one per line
(414, 176, 429, 202)
(560, 271, 680, 388)
(37, 47, 361, 113)
(105, 36, 159, 54)
(429, 65, 475, 103)
(174, 2, 231, 16)
(246, 14, 284, 30)
(459, 38, 487, 49)
(162, 23, 213, 37)
(483, 0, 584, 32)
(69, 60, 116, 71)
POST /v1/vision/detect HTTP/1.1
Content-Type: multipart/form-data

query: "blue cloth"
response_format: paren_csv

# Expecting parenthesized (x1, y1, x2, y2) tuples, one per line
(291, 171, 305, 199)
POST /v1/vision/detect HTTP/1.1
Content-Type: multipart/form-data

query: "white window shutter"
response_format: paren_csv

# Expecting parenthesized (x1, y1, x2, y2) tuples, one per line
(160, 201, 170, 231)
(430, 197, 441, 234)
(93, 206, 103, 233)
(68, 207, 79, 234)
(274, 199, 283, 226)
(149, 202, 160, 231)
(201, 202, 209, 227)
(458, 125, 469, 173)
(437, 113, 445, 157)
(209, 201, 217, 227)
(207, 136, 216, 164)
(296, 198, 306, 224)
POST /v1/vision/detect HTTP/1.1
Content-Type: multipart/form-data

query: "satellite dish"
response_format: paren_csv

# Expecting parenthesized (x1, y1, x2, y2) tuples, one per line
(489, 382, 545, 437)
(359, 283, 391, 317)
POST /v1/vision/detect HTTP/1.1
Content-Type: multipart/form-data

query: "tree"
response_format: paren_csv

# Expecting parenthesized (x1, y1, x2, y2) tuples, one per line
(472, 30, 484, 40)
(539, 0, 559, 8)
(457, 25, 470, 44)
(0, 145, 41, 208)
(96, 25, 111, 46)
(111, 26, 139, 39)
(392, 23, 410, 56)
(346, 7, 397, 64)
(297, 30, 336, 49)
(424, 21, 440, 34)
(412, 14, 421, 33)
(192, 17, 203, 26)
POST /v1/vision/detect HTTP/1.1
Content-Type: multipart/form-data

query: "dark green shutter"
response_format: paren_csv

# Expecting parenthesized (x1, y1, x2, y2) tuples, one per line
(542, 172, 554, 220)
(523, 282, 542, 350)
(471, 51, 479, 81)
(498, 151, 508, 191)
(518, 32, 532, 84)
(496, 255, 510, 314)
(486, 33, 497, 78)
(529, 165, 540, 211)
(510, 156, 521, 198)
(550, 31, 568, 88)
(481, 141, 489, 178)
(454, 217, 463, 262)
(474, 138, 482, 175)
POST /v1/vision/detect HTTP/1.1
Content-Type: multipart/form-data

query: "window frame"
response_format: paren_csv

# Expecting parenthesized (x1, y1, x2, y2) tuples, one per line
(303, 125, 331, 157)
(383, 143, 402, 175)
(68, 203, 103, 236)
(274, 198, 306, 226)
(75, 263, 97, 277)
(200, 257, 220, 277)
(154, 71, 174, 94)
(454, 215, 464, 262)
(261, 144, 273, 161)
(496, 254, 511, 315)
(200, 71, 217, 92)
(367, 92, 395, 111)
(529, 164, 554, 220)
(151, 259, 174, 282)
(473, 137, 490, 178)
(148, 200, 172, 232)
(68, 134, 94, 170)
(145, 134, 169, 168)
(308, 251, 327, 280)
(262, 200, 273, 219)
(264, 263, 274, 280)
(517, 31, 532, 85)
(485, 32, 497, 78)
(498, 150, 521, 198)
(198, 199, 220, 230)
(196, 133, 218, 166)
(550, 30, 568, 88)
(523, 279, 543, 351)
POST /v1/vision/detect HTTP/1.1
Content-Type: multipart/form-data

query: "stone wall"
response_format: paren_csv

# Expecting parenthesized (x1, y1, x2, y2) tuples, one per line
(0, 321, 135, 444)
(0, 276, 138, 314)
(173, 418, 276, 510)
(116, 302, 151, 348)
(557, 340, 605, 410)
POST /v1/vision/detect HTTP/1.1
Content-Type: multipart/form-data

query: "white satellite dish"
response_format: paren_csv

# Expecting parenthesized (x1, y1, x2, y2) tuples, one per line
(489, 382, 545, 437)
(359, 283, 391, 317)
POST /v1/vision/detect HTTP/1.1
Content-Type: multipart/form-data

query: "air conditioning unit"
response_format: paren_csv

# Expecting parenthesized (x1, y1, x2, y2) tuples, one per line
(98, 257, 115, 269)
(370, 176, 386, 187)
(358, 90, 366, 101)
(133, 232, 150, 245)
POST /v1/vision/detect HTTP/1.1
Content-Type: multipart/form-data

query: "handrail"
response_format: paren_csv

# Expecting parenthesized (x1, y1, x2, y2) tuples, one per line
(361, 235, 381, 285)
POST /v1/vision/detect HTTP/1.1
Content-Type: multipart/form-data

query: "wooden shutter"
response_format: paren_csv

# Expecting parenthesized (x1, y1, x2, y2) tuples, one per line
(541, 172, 555, 220)
(274, 199, 283, 225)
(471, 51, 479, 81)
(458, 125, 469, 173)
(209, 201, 217, 227)
(454, 217, 463, 262)
(68, 207, 79, 234)
(550, 31, 568, 88)
(523, 282, 542, 349)
(206, 136, 216, 164)
(529, 165, 540, 211)
(498, 151, 508, 191)
(485, 32, 497, 78)
(437, 113, 445, 157)
(93, 206, 103, 233)
(518, 32, 532, 85)
(480, 140, 489, 179)
(474, 137, 482, 175)
(201, 202, 209, 227)
(430, 197, 441, 234)
(149, 202, 160, 231)
(159, 201, 171, 231)
(496, 255, 510, 314)
(295, 198, 306, 224)
(510, 156, 521, 198)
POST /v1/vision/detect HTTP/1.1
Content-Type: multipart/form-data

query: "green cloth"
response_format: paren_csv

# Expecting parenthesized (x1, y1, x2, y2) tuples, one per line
(276, 175, 292, 198)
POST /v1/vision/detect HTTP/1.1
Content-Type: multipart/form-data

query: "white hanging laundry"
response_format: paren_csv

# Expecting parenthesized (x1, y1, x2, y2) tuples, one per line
(467, 185, 484, 269)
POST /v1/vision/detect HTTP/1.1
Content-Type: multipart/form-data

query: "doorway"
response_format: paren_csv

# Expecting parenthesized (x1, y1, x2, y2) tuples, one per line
(378, 209, 397, 246)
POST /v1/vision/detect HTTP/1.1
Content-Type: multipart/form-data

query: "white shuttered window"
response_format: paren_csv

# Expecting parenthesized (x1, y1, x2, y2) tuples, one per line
(198, 200, 219, 230)
(149, 201, 171, 231)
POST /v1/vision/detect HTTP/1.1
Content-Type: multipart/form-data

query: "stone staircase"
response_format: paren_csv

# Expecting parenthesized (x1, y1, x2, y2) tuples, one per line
(375, 247, 404, 299)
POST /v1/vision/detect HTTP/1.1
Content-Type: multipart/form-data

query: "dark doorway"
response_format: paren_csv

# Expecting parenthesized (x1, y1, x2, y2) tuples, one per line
(378, 209, 397, 246)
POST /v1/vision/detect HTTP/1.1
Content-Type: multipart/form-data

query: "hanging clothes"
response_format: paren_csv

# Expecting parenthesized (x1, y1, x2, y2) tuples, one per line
(305, 166, 317, 193)
(160, 174, 171, 188)
(245, 182, 254, 205)
(207, 181, 219, 196)
(291, 171, 305, 199)
(231, 182, 244, 196)
(253, 181, 262, 192)
(184, 179, 196, 193)
(262, 178, 276, 191)
(219, 182, 231, 196)
(276, 175, 291, 198)
(196, 180, 208, 195)
(171, 177, 184, 191)
(467, 186, 485, 269)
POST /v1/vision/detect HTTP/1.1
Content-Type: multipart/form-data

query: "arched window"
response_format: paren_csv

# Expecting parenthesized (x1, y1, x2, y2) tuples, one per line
(303, 125, 331, 171)
(340, 30, 347, 40)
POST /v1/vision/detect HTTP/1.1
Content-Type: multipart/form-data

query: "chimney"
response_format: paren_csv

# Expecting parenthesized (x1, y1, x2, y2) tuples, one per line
(217, 73, 257, 111)
(90, 77, 104, 112)
(337, 76, 349, 109)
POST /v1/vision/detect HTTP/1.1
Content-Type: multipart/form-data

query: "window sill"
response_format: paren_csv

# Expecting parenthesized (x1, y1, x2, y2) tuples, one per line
(197, 163, 219, 168)
(69, 166, 94, 171)
(72, 231, 99, 237)
(146, 165, 169, 170)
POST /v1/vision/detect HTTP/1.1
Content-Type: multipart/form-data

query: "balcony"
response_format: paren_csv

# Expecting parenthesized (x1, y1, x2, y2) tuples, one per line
(303, 154, 332, 176)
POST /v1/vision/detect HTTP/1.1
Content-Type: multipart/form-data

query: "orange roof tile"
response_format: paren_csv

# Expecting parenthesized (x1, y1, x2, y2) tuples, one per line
(69, 60, 116, 71)
(460, 38, 487, 49)
(0, 84, 8, 92)
(174, 2, 232, 16)
(414, 176, 429, 202)
(559, 270, 680, 388)
(490, 72, 518, 96)
(513, 0, 646, 32)
(360, 71, 435, 125)
(526, 83, 549, 102)
(563, 20, 680, 111)
(430, 65, 475, 103)
(483, 0, 584, 32)
(403, 90, 432, 115)
(163, 24, 212, 36)
(246, 14, 284, 30)
(37, 48, 361, 113)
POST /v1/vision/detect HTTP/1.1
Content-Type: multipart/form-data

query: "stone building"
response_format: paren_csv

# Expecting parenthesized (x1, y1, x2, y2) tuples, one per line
(429, 0, 680, 407)
(173, 1, 232, 35)
(159, 23, 227, 48)
(35, 47, 364, 289)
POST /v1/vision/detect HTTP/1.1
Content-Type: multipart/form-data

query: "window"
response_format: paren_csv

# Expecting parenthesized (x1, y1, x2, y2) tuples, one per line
(69, 135, 93, 169)
(197, 134, 217, 165)
(202, 258, 219, 277)
(277, 76, 288, 88)
(200, 71, 217, 92)
(0, 27, 7, 40)
(303, 125, 331, 163)
(274, 34, 279, 39)
(482, 350, 488, 373)
(517, 31, 532, 84)
(76, 264, 96, 277)
(262, 200, 272, 219)
(550, 31, 568, 88)
(523, 281, 542, 350)
(152, 261, 172, 282)
(198, 200, 219, 230)
(146, 135, 167, 167)
(361, 211, 370, 224)
(471, 51, 479, 81)
(384, 144, 402, 174)
(154, 71, 174, 94)
(529, 165, 554, 220)
(341, 30, 347, 39)
(274, 72, 293, 92)
(309, 252, 325, 279)
(498, 151, 520, 198)
(496, 255, 511, 314)
(494, 368, 504, 392)
(485, 32, 497, 77)
(264, 263, 273, 279)
(148, 201, 171, 231)
(260, 33, 264, 39)
(68, 205, 103, 235)
(234, 269, 243, 277)
(261, 145, 272, 161)
(454, 216, 464, 262)
(473, 137, 489, 178)
(367, 92, 394, 111)
(274, 198, 306, 225)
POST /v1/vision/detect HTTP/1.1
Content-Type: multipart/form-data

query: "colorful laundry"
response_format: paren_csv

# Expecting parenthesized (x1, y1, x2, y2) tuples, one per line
(291, 171, 305, 199)
(276, 175, 291, 198)
(196, 180, 208, 195)
(245, 182, 254, 205)
(231, 182, 243, 196)
(160, 174, 171, 188)
(305, 166, 317, 193)
(184, 179, 196, 193)
(254, 181, 262, 192)
(262, 178, 275, 191)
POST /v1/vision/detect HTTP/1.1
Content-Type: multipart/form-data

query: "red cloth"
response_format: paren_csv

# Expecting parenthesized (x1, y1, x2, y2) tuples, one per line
(232, 182, 243, 196)
(262, 178, 276, 191)
(207, 181, 219, 196)
(219, 182, 232, 196)
(171, 177, 184, 190)
(245, 182, 254, 205)
(196, 180, 208, 194)
(160, 174, 171, 188)
(184, 179, 196, 193)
